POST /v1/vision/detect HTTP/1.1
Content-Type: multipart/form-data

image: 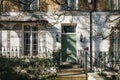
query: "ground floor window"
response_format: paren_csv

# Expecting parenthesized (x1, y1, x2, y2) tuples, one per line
(0, 24, 22, 57)
(24, 25, 38, 56)
(0, 22, 54, 57)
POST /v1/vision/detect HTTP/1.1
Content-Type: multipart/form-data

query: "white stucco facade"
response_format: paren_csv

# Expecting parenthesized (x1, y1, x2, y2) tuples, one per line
(0, 11, 120, 63)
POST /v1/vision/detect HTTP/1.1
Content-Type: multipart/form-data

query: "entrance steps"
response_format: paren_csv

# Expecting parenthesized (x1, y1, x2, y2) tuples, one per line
(57, 62, 87, 80)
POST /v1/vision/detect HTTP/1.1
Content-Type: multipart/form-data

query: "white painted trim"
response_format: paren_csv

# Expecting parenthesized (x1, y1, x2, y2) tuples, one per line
(76, 0, 78, 10)
(62, 33, 76, 34)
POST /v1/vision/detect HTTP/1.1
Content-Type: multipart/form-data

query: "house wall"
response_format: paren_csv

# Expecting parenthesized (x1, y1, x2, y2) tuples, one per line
(0, 12, 119, 61)
(0, 12, 90, 59)
(2, 0, 110, 12)
(42, 12, 90, 60)
(92, 12, 120, 58)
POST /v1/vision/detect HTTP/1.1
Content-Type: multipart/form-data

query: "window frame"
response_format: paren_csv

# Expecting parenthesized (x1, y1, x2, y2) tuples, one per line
(109, 0, 120, 10)
(62, 23, 77, 33)
(20, 0, 40, 11)
(24, 25, 38, 56)
(60, 0, 77, 11)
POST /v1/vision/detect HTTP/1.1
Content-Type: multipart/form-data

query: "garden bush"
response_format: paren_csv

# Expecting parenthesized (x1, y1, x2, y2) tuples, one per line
(0, 56, 56, 80)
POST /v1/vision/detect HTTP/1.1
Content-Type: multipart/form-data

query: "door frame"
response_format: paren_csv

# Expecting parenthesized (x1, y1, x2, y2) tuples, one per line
(61, 23, 77, 62)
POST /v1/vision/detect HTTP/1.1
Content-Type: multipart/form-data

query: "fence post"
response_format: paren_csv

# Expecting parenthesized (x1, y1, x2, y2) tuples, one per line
(84, 47, 88, 80)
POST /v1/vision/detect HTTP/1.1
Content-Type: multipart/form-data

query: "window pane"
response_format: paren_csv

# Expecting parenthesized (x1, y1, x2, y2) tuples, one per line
(25, 45, 30, 50)
(110, 0, 120, 10)
(20, 0, 39, 11)
(32, 33, 38, 38)
(61, 4, 68, 10)
(32, 51, 38, 55)
(25, 39, 30, 44)
(61, 0, 76, 10)
(32, 39, 38, 44)
(24, 25, 38, 56)
(32, 27, 38, 31)
(69, 0, 76, 10)
(24, 51, 30, 55)
(24, 26, 30, 31)
(33, 45, 38, 50)
(24, 33, 30, 38)
(62, 26, 76, 33)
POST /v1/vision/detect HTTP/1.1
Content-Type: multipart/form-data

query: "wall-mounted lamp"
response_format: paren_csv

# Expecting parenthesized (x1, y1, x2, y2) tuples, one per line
(56, 33, 59, 42)
(80, 34, 83, 42)
(80, 34, 87, 43)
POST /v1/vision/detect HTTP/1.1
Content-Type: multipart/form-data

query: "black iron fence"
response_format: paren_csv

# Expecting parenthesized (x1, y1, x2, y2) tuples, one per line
(78, 50, 120, 72)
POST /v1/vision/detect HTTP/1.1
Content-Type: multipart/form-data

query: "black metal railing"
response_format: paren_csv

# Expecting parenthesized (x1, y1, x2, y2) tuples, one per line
(78, 50, 120, 72)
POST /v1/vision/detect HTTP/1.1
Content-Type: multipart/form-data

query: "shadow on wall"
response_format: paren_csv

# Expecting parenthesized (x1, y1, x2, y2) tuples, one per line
(50, 25, 60, 50)
(92, 13, 109, 53)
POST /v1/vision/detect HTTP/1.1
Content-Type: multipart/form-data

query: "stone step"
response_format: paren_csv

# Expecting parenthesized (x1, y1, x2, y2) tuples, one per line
(57, 62, 86, 80)
(58, 68, 85, 74)
(57, 72, 85, 76)
(59, 63, 82, 69)
(57, 74, 86, 80)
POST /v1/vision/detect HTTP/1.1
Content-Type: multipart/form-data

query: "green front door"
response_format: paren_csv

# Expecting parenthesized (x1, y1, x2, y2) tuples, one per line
(62, 34, 76, 62)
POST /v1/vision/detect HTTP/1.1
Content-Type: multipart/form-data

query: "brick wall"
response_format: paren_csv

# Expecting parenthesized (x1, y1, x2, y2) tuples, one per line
(96, 0, 108, 11)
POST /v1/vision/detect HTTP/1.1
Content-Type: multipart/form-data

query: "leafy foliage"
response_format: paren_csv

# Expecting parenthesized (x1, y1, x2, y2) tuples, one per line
(98, 72, 119, 80)
(0, 56, 56, 80)
(52, 49, 61, 67)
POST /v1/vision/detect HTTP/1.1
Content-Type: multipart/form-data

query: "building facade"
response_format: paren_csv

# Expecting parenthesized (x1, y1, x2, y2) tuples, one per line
(0, 0, 120, 64)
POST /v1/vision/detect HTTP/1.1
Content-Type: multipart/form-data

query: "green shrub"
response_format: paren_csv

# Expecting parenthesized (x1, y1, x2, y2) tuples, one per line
(0, 56, 56, 80)
(98, 72, 107, 77)
(52, 49, 61, 66)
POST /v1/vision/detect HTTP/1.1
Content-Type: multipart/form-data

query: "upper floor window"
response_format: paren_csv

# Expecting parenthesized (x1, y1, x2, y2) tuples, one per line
(61, 0, 76, 10)
(20, 0, 39, 11)
(109, 0, 120, 10)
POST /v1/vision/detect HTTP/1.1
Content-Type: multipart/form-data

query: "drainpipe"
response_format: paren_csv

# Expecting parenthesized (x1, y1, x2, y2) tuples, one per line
(90, 11, 93, 72)
(89, 0, 97, 72)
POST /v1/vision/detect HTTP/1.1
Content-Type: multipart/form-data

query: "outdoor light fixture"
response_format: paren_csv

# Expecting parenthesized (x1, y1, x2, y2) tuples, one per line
(56, 33, 59, 42)
(80, 34, 87, 43)
(80, 34, 83, 42)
